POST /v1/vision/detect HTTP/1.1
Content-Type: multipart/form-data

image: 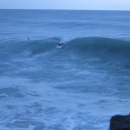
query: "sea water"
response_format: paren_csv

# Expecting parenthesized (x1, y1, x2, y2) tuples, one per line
(0, 9, 130, 130)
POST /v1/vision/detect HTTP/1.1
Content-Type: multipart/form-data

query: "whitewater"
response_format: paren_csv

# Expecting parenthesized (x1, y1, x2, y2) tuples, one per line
(0, 9, 130, 130)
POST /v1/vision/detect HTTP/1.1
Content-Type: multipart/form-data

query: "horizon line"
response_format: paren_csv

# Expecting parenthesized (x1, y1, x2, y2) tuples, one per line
(0, 8, 130, 11)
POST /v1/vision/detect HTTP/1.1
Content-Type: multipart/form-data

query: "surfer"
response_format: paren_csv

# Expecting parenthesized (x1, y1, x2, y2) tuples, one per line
(58, 42, 64, 46)
(56, 42, 64, 48)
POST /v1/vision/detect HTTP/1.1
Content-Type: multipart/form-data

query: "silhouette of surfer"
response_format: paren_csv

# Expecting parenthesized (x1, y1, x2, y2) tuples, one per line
(58, 42, 64, 46)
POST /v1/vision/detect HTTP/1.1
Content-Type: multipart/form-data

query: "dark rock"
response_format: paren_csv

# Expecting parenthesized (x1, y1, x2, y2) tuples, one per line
(110, 114, 130, 130)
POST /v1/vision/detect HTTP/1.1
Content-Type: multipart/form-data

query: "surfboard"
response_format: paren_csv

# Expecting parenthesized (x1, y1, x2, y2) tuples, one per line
(57, 45, 63, 49)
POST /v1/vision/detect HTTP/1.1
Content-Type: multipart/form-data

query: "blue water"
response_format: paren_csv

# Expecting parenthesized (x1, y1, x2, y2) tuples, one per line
(0, 9, 130, 130)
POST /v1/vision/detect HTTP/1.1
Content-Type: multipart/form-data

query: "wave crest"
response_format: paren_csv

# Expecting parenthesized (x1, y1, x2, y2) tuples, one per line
(1, 37, 130, 57)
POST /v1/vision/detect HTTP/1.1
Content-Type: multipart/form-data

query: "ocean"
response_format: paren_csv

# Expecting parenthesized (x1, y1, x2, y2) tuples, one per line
(0, 9, 130, 130)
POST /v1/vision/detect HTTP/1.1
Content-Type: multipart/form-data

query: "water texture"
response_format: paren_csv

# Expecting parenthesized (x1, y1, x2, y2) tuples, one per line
(0, 9, 130, 130)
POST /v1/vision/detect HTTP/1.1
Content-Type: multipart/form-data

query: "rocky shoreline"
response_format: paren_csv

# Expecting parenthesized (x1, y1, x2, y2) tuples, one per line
(110, 114, 130, 130)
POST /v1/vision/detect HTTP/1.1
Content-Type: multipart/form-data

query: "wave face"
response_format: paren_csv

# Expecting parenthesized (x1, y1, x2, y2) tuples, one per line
(67, 37, 130, 52)
(1, 37, 130, 64)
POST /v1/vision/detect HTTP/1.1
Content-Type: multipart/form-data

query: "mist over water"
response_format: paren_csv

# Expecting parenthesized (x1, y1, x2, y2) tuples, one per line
(0, 9, 130, 130)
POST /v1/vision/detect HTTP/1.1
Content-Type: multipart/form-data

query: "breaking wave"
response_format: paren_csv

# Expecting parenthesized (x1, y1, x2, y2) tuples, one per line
(0, 37, 130, 64)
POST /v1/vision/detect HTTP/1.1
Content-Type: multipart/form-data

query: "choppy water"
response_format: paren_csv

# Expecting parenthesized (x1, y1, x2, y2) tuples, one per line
(0, 9, 130, 130)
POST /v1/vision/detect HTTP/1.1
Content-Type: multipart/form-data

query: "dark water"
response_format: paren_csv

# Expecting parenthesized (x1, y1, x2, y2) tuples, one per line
(0, 9, 130, 130)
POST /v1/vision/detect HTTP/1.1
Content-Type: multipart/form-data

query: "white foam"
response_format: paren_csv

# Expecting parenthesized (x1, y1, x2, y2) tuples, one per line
(0, 76, 129, 130)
